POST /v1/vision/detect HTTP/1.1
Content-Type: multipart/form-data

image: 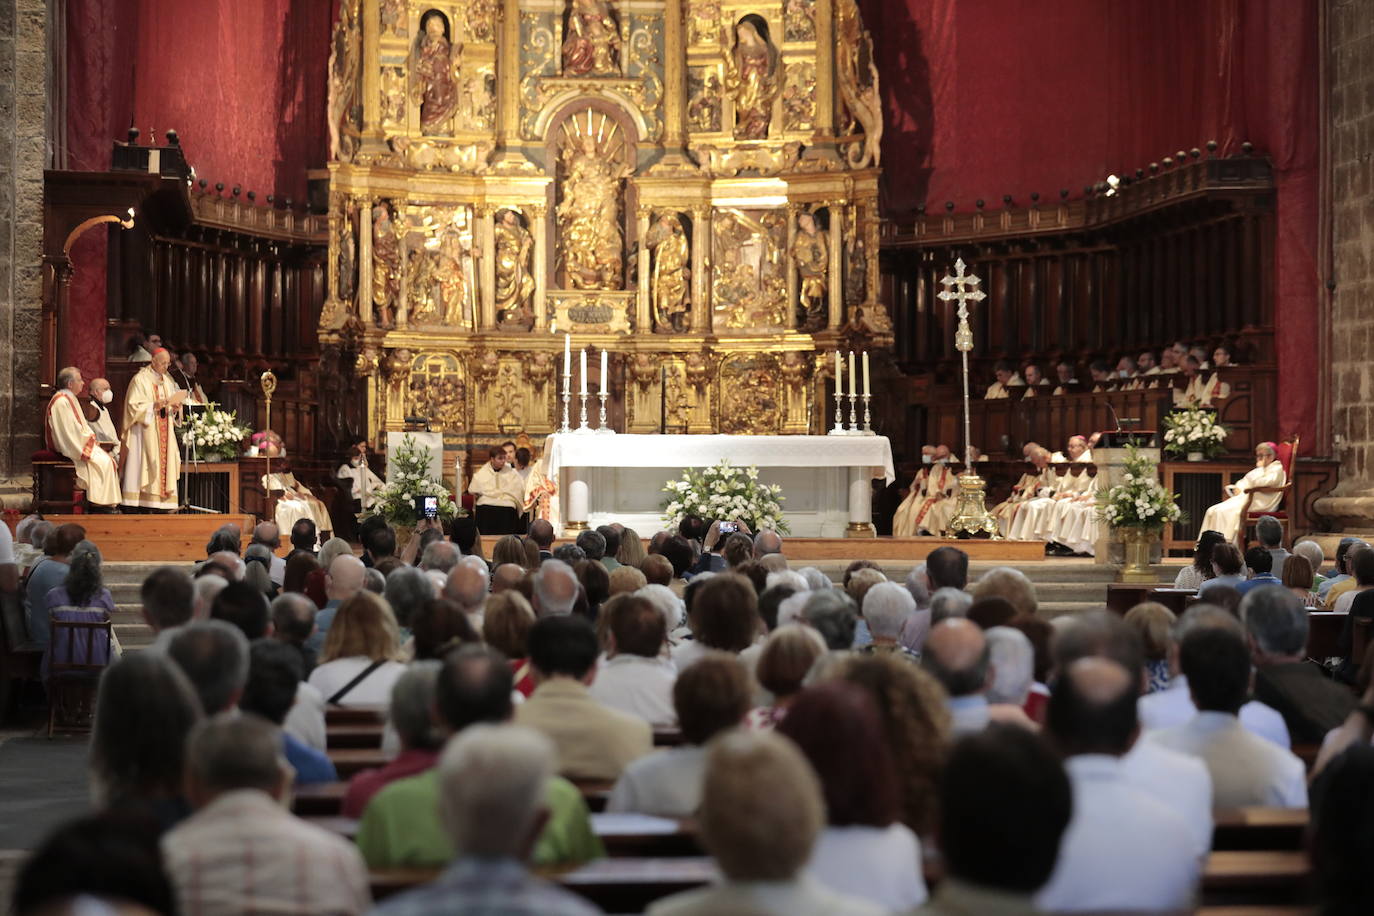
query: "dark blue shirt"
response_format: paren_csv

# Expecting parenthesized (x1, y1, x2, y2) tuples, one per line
(283, 732, 337, 785)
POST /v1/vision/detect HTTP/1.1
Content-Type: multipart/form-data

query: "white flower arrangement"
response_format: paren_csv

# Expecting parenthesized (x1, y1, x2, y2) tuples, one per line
(661, 460, 789, 534)
(179, 404, 251, 462)
(1162, 407, 1228, 459)
(1097, 445, 1183, 533)
(366, 433, 462, 526)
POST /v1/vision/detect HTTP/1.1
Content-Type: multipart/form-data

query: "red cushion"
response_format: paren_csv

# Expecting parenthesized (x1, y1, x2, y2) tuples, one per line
(31, 449, 64, 462)
(1274, 441, 1296, 476)
(1247, 511, 1288, 520)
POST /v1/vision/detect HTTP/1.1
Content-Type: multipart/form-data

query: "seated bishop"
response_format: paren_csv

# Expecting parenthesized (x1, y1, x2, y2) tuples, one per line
(46, 367, 121, 511)
(264, 468, 334, 544)
(893, 445, 959, 536)
(993, 446, 1052, 537)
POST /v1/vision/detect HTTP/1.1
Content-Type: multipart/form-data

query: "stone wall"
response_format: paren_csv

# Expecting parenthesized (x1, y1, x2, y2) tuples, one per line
(1331, 0, 1374, 495)
(0, 0, 47, 505)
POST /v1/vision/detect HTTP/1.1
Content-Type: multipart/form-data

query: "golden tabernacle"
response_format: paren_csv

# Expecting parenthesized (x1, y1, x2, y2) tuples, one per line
(319, 0, 888, 440)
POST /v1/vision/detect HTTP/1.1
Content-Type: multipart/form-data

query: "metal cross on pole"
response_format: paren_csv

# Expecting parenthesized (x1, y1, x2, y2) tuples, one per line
(937, 258, 999, 538)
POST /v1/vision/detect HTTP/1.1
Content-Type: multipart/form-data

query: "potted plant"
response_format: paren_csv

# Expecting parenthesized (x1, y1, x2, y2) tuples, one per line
(661, 459, 789, 534)
(1163, 407, 1228, 462)
(1097, 445, 1183, 583)
(365, 434, 462, 547)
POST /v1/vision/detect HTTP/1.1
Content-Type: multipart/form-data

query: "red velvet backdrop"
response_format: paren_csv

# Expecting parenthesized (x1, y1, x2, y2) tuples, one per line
(860, 0, 1320, 447)
(63, 0, 333, 378)
(62, 0, 1319, 445)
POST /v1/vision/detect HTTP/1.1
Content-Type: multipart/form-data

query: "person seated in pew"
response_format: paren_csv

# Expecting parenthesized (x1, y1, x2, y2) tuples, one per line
(1145, 625, 1308, 808)
(240, 639, 337, 786)
(892, 444, 958, 537)
(1137, 605, 1291, 748)
(991, 446, 1051, 538)
(1199, 542, 1248, 596)
(1036, 658, 1202, 913)
(1020, 363, 1048, 398)
(1088, 358, 1113, 392)
(1326, 544, 1374, 611)
(370, 723, 602, 916)
(1113, 354, 1138, 386)
(1244, 587, 1355, 745)
(1173, 529, 1227, 589)
(161, 714, 371, 915)
(607, 655, 751, 819)
(343, 661, 439, 818)
(1051, 358, 1078, 395)
(356, 645, 603, 870)
(589, 594, 679, 728)
(982, 359, 1022, 400)
(1236, 546, 1283, 595)
(645, 730, 885, 916)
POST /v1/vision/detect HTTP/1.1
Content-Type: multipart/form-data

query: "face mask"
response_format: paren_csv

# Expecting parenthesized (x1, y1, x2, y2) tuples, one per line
(98, 389, 113, 404)
(922, 454, 932, 464)
(1118, 370, 1130, 378)
(352, 458, 364, 467)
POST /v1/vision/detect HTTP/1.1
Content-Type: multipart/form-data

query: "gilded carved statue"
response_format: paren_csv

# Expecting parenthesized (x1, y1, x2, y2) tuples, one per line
(835, 0, 882, 168)
(792, 210, 828, 331)
(413, 10, 460, 133)
(372, 203, 401, 327)
(562, 0, 621, 76)
(326, 0, 361, 161)
(557, 116, 632, 289)
(722, 17, 779, 140)
(494, 209, 536, 329)
(437, 231, 475, 326)
(337, 200, 357, 304)
(648, 212, 690, 333)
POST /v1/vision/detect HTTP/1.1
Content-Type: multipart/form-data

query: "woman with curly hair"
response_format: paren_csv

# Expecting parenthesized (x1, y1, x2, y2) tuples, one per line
(831, 652, 951, 838)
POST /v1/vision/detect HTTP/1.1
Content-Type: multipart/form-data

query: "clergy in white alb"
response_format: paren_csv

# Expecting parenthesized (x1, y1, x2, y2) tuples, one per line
(469, 447, 526, 535)
(121, 349, 185, 510)
(992, 447, 1051, 537)
(1199, 442, 1286, 544)
(46, 367, 120, 508)
(892, 446, 958, 536)
(85, 377, 122, 463)
(264, 470, 335, 542)
(337, 446, 385, 511)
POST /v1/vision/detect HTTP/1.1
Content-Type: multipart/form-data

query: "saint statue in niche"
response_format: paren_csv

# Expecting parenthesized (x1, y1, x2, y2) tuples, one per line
(722, 16, 779, 140)
(557, 111, 632, 290)
(413, 10, 460, 133)
(494, 209, 536, 329)
(648, 212, 690, 333)
(792, 210, 828, 331)
(562, 0, 621, 76)
(372, 202, 401, 327)
(337, 200, 357, 304)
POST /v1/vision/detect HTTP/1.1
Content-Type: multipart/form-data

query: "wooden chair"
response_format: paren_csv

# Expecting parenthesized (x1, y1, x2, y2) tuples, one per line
(1241, 435, 1298, 550)
(30, 450, 80, 514)
(0, 592, 43, 724)
(46, 614, 114, 737)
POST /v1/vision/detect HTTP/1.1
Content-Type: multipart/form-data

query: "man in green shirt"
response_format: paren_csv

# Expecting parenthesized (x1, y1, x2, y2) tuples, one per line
(355, 645, 603, 868)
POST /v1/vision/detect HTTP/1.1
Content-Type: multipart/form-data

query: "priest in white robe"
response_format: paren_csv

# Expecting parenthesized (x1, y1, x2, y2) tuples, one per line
(46, 367, 120, 509)
(120, 349, 185, 510)
(1200, 442, 1287, 543)
(337, 446, 384, 512)
(992, 446, 1051, 537)
(893, 445, 958, 536)
(264, 470, 335, 541)
(85, 377, 121, 463)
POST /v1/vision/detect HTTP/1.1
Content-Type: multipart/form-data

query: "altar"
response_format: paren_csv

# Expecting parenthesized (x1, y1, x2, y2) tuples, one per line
(542, 434, 894, 537)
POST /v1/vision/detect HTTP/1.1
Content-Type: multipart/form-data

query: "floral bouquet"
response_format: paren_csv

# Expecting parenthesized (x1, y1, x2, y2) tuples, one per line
(1162, 406, 1228, 459)
(366, 434, 462, 526)
(1097, 445, 1183, 533)
(661, 459, 789, 535)
(179, 404, 252, 462)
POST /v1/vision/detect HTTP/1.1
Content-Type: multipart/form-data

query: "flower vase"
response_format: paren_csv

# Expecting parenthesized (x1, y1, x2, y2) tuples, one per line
(1186, 452, 1204, 462)
(1118, 527, 1157, 584)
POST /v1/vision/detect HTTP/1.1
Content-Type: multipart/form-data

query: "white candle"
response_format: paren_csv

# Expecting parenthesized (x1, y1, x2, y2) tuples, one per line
(835, 351, 844, 397)
(600, 349, 608, 394)
(848, 351, 856, 398)
(863, 351, 871, 396)
(580, 348, 588, 396)
(563, 334, 571, 376)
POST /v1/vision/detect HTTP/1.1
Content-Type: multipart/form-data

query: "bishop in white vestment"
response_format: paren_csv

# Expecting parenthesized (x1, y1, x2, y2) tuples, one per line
(46, 367, 120, 508)
(121, 349, 185, 510)
(1200, 442, 1287, 543)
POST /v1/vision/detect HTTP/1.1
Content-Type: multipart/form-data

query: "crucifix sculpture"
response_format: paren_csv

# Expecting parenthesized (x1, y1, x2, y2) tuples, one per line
(937, 258, 1000, 538)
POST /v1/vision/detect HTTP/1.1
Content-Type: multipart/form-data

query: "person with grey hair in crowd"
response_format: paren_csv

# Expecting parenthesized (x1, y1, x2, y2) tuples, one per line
(444, 562, 489, 632)
(370, 724, 600, 916)
(899, 565, 935, 655)
(191, 573, 229, 622)
(420, 540, 460, 575)
(859, 582, 919, 661)
(161, 714, 371, 915)
(752, 529, 784, 559)
(531, 559, 579, 617)
(386, 565, 437, 632)
(1255, 515, 1290, 572)
(14, 518, 52, 572)
(801, 589, 858, 651)
(928, 587, 972, 624)
(1243, 586, 1355, 744)
(985, 627, 1035, 708)
(343, 661, 444, 818)
(165, 619, 251, 715)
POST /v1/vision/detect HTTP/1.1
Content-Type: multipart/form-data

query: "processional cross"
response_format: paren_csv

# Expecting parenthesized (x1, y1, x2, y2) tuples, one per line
(937, 258, 999, 537)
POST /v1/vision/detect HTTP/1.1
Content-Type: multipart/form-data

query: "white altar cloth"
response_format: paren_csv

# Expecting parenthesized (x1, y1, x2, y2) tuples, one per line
(543, 434, 894, 538)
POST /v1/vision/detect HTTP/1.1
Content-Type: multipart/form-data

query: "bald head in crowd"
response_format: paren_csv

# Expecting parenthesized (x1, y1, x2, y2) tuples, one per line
(531, 560, 578, 617)
(923, 618, 991, 699)
(1046, 657, 1140, 757)
(326, 554, 366, 603)
(491, 563, 526, 594)
(753, 530, 783, 559)
(445, 563, 488, 613)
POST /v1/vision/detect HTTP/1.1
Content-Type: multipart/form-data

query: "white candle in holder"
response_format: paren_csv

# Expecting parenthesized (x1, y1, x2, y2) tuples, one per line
(600, 349, 608, 394)
(863, 351, 871, 396)
(563, 334, 571, 376)
(848, 351, 856, 397)
(580, 348, 588, 395)
(835, 350, 843, 397)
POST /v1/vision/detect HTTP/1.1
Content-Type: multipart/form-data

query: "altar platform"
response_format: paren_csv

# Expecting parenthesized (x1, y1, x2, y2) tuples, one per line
(4, 514, 254, 562)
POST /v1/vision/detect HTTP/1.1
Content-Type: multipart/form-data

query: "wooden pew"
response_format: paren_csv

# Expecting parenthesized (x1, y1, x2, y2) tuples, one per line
(324, 705, 388, 726)
(328, 748, 392, 779)
(1307, 612, 1343, 661)
(1201, 850, 1311, 906)
(1106, 585, 1196, 615)
(1211, 808, 1308, 851)
(292, 781, 348, 816)
(327, 723, 385, 750)
(555, 857, 718, 913)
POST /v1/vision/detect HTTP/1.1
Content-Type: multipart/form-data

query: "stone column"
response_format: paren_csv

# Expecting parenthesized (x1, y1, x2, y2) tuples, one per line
(636, 208, 651, 332)
(0, 0, 49, 500)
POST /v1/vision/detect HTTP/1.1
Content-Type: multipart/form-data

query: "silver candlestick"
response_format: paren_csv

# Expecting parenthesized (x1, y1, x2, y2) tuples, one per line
(830, 389, 845, 435)
(576, 391, 591, 433)
(559, 372, 572, 433)
(596, 392, 614, 434)
(846, 392, 858, 434)
(862, 394, 873, 435)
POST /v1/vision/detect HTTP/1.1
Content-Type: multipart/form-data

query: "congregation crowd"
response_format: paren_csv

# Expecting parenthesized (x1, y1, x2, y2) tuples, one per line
(4, 507, 1374, 916)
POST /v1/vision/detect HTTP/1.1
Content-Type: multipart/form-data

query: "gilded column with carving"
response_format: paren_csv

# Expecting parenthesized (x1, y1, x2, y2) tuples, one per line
(361, 0, 383, 140)
(690, 207, 709, 333)
(636, 207, 651, 332)
(828, 202, 844, 329)
(358, 197, 374, 325)
(530, 203, 549, 328)
(478, 206, 497, 329)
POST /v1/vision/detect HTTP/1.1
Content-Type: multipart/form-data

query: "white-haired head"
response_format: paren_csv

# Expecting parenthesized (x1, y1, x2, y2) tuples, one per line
(766, 570, 808, 593)
(636, 583, 684, 632)
(985, 626, 1035, 705)
(776, 590, 813, 628)
(862, 581, 916, 641)
(795, 567, 831, 591)
(437, 723, 555, 859)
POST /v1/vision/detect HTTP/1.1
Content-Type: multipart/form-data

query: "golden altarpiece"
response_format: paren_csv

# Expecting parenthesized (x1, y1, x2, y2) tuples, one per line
(318, 0, 889, 445)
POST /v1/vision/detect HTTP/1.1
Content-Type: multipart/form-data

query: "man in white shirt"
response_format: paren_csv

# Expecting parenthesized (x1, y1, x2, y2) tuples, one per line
(468, 445, 526, 535)
(1139, 605, 1292, 747)
(1147, 626, 1308, 808)
(589, 595, 678, 727)
(162, 714, 370, 915)
(1036, 658, 1202, 913)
